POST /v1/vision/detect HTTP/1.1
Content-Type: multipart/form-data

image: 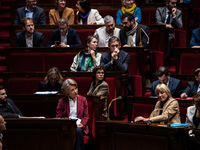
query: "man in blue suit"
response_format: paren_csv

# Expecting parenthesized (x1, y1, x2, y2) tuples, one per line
(15, 17, 45, 47)
(151, 66, 184, 98)
(189, 17, 200, 48)
(0, 85, 23, 118)
(101, 36, 132, 94)
(181, 68, 200, 98)
(46, 18, 82, 47)
(15, 0, 46, 25)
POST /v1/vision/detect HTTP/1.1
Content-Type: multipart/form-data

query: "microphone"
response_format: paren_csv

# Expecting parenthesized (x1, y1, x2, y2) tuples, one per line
(107, 95, 125, 121)
(147, 108, 170, 127)
(139, 28, 150, 47)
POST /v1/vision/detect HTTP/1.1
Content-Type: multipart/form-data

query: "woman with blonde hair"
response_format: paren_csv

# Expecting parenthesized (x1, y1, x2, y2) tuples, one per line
(37, 67, 63, 93)
(49, 0, 74, 25)
(134, 84, 181, 124)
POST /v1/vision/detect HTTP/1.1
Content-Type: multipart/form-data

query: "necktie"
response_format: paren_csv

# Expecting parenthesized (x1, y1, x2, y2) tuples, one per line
(166, 12, 171, 24)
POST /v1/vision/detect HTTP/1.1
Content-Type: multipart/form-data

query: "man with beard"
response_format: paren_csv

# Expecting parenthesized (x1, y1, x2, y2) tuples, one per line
(0, 115, 7, 150)
(119, 12, 150, 49)
(155, 0, 182, 59)
(94, 15, 120, 47)
(0, 85, 23, 118)
(15, 17, 45, 47)
(15, 0, 46, 24)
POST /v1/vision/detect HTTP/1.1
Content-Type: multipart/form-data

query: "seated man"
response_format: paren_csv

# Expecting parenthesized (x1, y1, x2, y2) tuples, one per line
(94, 15, 120, 47)
(181, 68, 200, 98)
(119, 12, 150, 49)
(100, 36, 132, 94)
(46, 18, 82, 47)
(151, 66, 184, 98)
(15, 0, 46, 25)
(0, 85, 23, 118)
(189, 16, 200, 48)
(15, 17, 45, 47)
(155, 0, 182, 58)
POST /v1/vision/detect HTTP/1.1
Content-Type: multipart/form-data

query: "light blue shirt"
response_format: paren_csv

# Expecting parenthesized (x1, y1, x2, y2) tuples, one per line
(25, 7, 34, 18)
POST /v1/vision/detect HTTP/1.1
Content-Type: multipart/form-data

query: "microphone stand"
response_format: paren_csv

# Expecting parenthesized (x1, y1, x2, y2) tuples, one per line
(107, 96, 122, 121)
(139, 28, 150, 47)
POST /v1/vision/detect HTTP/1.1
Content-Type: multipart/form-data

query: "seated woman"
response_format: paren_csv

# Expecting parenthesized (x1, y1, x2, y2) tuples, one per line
(70, 35, 101, 72)
(38, 67, 63, 93)
(49, 0, 74, 25)
(116, 0, 141, 24)
(87, 66, 109, 117)
(134, 84, 181, 124)
(56, 78, 89, 150)
(76, 0, 104, 25)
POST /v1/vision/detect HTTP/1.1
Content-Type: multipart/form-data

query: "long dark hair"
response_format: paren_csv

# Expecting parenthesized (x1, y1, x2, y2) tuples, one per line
(80, 35, 97, 55)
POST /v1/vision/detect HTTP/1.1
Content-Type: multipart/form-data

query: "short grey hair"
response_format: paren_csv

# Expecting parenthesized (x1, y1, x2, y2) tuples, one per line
(104, 15, 114, 24)
(58, 18, 69, 25)
(61, 78, 78, 95)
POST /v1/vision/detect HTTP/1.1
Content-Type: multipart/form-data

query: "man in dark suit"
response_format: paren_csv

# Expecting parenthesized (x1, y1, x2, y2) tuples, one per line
(14, 0, 46, 25)
(15, 17, 45, 47)
(100, 36, 132, 94)
(46, 18, 82, 47)
(0, 85, 23, 118)
(181, 68, 200, 98)
(155, 0, 182, 58)
(151, 66, 184, 98)
(119, 12, 150, 49)
(189, 16, 200, 48)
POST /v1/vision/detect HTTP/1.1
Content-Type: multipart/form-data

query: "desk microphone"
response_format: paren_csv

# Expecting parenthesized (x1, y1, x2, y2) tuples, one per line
(107, 95, 127, 121)
(139, 28, 150, 47)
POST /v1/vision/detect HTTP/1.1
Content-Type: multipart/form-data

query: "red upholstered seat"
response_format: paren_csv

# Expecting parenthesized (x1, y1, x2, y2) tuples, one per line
(141, 9, 156, 24)
(44, 53, 76, 72)
(150, 30, 160, 52)
(129, 75, 142, 96)
(77, 30, 95, 45)
(9, 54, 44, 72)
(41, 30, 53, 45)
(98, 10, 118, 20)
(128, 53, 139, 76)
(131, 103, 155, 121)
(7, 78, 44, 95)
(180, 107, 187, 123)
(179, 54, 200, 75)
(174, 29, 186, 47)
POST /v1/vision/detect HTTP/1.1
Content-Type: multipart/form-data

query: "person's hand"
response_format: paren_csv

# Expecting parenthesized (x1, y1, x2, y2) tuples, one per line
(166, 24, 173, 29)
(172, 8, 177, 17)
(123, 44, 130, 47)
(88, 21, 97, 25)
(180, 93, 187, 99)
(77, 123, 84, 128)
(60, 42, 67, 47)
(90, 50, 96, 60)
(134, 116, 148, 122)
(111, 48, 119, 60)
(135, 17, 138, 22)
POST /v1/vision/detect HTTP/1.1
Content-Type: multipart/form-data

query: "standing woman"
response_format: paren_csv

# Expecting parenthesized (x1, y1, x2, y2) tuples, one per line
(49, 0, 74, 25)
(76, 0, 104, 25)
(116, 0, 141, 25)
(87, 66, 109, 117)
(134, 84, 181, 124)
(56, 78, 89, 150)
(70, 35, 102, 72)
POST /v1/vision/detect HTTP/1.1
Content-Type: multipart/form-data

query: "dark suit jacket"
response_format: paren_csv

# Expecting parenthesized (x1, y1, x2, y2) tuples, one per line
(56, 95, 89, 134)
(155, 6, 182, 34)
(0, 98, 23, 118)
(151, 77, 184, 98)
(38, 81, 63, 94)
(14, 6, 46, 25)
(189, 28, 200, 47)
(15, 30, 45, 47)
(119, 24, 150, 49)
(184, 81, 199, 97)
(46, 27, 82, 47)
(100, 50, 130, 74)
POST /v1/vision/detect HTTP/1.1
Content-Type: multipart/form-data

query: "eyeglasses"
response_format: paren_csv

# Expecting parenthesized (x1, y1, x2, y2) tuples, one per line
(110, 44, 120, 48)
(96, 72, 104, 75)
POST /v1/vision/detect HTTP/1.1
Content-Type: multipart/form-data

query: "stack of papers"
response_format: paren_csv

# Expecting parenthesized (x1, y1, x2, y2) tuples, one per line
(34, 91, 58, 95)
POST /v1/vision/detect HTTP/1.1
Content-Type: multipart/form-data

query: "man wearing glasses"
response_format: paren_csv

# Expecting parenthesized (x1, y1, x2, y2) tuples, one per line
(15, 0, 46, 24)
(46, 18, 82, 47)
(155, 0, 182, 60)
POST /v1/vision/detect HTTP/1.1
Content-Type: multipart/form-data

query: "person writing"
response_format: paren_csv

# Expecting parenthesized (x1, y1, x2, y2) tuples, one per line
(134, 84, 181, 124)
(70, 35, 101, 72)
(56, 78, 89, 150)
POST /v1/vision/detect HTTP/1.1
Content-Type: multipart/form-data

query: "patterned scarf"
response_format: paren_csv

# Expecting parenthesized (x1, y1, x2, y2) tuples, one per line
(121, 3, 136, 14)
(125, 22, 138, 47)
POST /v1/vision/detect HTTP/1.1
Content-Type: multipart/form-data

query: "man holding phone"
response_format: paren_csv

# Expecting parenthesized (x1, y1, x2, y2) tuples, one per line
(46, 18, 82, 47)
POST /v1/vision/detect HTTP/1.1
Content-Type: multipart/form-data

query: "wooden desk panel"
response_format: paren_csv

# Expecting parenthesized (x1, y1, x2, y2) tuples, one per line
(4, 118, 76, 150)
(95, 121, 190, 150)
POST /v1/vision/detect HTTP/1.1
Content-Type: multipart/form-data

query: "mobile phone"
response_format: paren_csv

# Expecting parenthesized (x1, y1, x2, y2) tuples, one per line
(54, 41, 60, 45)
